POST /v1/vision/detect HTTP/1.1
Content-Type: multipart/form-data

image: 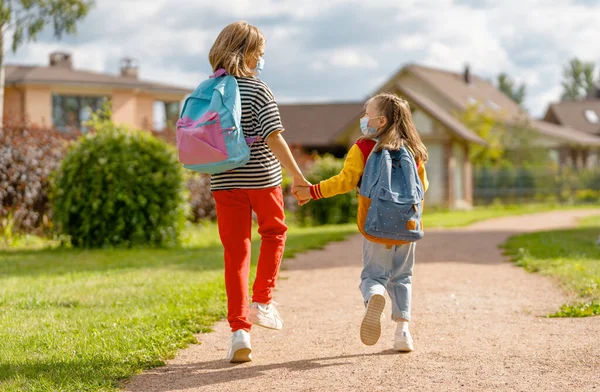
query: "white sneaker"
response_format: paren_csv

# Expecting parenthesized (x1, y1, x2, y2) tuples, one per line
(248, 302, 283, 330)
(394, 325, 414, 352)
(226, 330, 252, 363)
(360, 294, 386, 346)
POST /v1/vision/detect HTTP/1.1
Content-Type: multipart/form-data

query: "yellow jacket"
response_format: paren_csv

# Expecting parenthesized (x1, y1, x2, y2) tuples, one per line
(310, 139, 429, 246)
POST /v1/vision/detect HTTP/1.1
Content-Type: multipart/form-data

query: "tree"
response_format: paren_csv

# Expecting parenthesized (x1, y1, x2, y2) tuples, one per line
(497, 73, 526, 107)
(0, 0, 94, 124)
(561, 58, 597, 101)
(459, 104, 505, 166)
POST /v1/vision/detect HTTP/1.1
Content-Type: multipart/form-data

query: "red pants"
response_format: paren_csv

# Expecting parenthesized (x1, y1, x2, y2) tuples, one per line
(213, 187, 287, 332)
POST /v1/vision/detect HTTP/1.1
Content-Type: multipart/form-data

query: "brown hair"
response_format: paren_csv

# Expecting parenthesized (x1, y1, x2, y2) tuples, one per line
(209, 21, 265, 77)
(367, 93, 428, 163)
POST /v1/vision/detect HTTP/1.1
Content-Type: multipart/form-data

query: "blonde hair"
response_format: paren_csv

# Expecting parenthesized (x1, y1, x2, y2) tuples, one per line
(209, 21, 265, 77)
(367, 93, 428, 163)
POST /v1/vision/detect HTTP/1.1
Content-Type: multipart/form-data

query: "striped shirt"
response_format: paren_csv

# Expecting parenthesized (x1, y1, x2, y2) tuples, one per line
(210, 77, 284, 191)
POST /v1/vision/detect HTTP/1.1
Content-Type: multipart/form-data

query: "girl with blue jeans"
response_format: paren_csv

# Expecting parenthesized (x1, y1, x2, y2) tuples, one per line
(294, 93, 429, 351)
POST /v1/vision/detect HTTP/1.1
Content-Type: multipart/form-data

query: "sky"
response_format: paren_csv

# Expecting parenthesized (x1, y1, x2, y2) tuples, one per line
(5, 0, 600, 123)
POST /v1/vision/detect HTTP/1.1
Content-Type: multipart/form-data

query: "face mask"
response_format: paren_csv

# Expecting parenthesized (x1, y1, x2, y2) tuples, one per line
(255, 57, 265, 75)
(360, 116, 378, 136)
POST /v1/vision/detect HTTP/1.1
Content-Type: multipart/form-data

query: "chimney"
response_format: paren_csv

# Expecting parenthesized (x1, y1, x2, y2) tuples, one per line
(463, 64, 472, 84)
(120, 57, 139, 79)
(49, 52, 73, 69)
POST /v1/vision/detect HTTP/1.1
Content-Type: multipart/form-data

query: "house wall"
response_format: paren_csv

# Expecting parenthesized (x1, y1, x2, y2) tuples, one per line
(112, 90, 138, 128)
(23, 86, 52, 126)
(4, 87, 24, 122)
(425, 142, 445, 207)
(136, 93, 154, 130)
(6, 83, 189, 131)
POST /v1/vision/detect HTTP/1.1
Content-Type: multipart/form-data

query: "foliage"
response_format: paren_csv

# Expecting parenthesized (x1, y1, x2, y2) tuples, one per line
(459, 104, 504, 166)
(0, 0, 94, 52)
(296, 154, 358, 225)
(185, 172, 216, 222)
(0, 122, 78, 234)
(560, 58, 598, 100)
(51, 115, 185, 248)
(459, 104, 550, 168)
(497, 72, 526, 107)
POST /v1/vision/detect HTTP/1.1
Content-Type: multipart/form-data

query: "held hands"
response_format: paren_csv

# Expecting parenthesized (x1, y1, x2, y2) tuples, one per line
(291, 176, 312, 206)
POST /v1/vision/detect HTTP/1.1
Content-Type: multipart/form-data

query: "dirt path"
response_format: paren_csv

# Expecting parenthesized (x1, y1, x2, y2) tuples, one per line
(125, 209, 600, 392)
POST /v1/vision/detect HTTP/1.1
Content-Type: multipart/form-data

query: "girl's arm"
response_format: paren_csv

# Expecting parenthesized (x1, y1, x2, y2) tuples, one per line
(299, 144, 366, 200)
(266, 131, 310, 189)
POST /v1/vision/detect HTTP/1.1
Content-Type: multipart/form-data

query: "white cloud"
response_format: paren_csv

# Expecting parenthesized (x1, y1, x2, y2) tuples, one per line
(4, 0, 600, 118)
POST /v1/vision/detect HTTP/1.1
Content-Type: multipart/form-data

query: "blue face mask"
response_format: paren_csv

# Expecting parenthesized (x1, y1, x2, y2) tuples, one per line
(255, 57, 265, 75)
(360, 116, 378, 136)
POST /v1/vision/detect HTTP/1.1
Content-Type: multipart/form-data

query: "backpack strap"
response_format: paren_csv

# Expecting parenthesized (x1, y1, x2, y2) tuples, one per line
(210, 68, 227, 78)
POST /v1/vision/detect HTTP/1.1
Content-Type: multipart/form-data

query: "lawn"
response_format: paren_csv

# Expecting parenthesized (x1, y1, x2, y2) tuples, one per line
(502, 214, 600, 317)
(0, 223, 356, 392)
(424, 203, 591, 228)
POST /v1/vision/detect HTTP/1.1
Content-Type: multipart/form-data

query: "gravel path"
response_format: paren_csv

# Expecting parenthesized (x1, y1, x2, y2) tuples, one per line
(125, 209, 600, 392)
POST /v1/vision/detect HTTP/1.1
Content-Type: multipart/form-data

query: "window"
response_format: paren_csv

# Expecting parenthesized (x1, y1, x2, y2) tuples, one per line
(486, 99, 500, 111)
(584, 109, 599, 124)
(52, 94, 107, 132)
(153, 101, 182, 130)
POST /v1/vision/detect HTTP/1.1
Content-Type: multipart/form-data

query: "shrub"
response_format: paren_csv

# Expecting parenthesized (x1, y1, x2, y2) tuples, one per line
(185, 172, 216, 222)
(0, 123, 78, 234)
(296, 154, 357, 225)
(51, 120, 185, 248)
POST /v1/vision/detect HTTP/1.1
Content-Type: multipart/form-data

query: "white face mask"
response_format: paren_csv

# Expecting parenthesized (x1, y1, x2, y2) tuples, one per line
(255, 57, 265, 75)
(360, 116, 381, 136)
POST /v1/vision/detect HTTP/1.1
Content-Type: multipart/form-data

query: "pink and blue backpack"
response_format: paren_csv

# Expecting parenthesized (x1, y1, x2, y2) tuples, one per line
(176, 69, 253, 174)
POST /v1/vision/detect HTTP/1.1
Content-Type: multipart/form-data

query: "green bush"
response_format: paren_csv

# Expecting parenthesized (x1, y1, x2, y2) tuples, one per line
(51, 121, 185, 248)
(297, 154, 357, 225)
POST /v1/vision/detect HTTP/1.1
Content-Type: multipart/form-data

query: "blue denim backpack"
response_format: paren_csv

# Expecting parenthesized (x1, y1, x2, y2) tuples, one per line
(358, 145, 425, 242)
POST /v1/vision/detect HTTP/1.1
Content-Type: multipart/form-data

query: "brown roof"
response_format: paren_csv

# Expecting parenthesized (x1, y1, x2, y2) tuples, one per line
(402, 64, 600, 146)
(545, 100, 600, 135)
(279, 102, 364, 147)
(396, 84, 486, 145)
(405, 64, 523, 119)
(529, 119, 600, 146)
(5, 65, 193, 95)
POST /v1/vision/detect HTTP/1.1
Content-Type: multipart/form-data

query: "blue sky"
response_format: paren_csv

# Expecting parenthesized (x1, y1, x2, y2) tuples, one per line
(5, 0, 600, 121)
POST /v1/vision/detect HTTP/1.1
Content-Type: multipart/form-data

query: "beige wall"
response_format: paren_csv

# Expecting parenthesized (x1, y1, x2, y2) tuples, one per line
(23, 86, 52, 126)
(4, 87, 24, 121)
(112, 90, 137, 128)
(136, 93, 154, 130)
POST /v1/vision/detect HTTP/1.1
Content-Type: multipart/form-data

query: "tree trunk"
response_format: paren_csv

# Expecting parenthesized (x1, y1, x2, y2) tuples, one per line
(0, 28, 4, 128)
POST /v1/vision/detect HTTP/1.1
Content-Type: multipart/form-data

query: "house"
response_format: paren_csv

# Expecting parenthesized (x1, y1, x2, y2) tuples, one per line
(543, 93, 600, 168)
(3, 52, 192, 131)
(280, 64, 600, 209)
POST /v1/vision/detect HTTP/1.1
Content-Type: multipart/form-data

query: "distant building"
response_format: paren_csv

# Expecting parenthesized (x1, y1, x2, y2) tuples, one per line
(4, 52, 192, 131)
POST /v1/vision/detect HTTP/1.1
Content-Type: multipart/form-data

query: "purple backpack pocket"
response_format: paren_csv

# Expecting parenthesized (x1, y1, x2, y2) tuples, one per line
(176, 111, 229, 165)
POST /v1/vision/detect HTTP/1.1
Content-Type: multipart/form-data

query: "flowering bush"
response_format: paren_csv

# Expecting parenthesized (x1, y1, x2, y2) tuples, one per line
(0, 123, 79, 234)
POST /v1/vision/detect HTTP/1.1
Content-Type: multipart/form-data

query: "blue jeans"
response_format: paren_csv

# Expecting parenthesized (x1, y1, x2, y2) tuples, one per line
(360, 238, 416, 321)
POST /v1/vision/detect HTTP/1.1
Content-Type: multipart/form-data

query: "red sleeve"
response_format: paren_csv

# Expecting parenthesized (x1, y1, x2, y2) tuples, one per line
(356, 139, 376, 165)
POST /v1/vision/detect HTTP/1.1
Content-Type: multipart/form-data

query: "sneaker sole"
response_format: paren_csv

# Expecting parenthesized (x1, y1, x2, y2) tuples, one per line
(360, 294, 385, 346)
(230, 347, 252, 363)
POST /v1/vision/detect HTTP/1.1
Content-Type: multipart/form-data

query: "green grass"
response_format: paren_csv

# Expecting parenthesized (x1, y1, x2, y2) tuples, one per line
(424, 203, 591, 228)
(0, 223, 356, 392)
(502, 215, 600, 317)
